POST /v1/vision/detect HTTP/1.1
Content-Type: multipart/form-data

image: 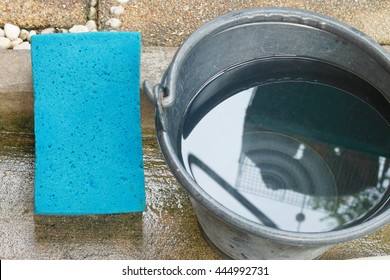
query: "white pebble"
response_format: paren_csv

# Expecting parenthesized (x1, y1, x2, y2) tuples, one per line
(19, 29, 29, 40)
(90, 0, 98, 7)
(11, 38, 23, 47)
(105, 18, 122, 29)
(0, 28, 4, 37)
(4, 23, 21, 41)
(0, 37, 12, 49)
(89, 7, 97, 20)
(13, 41, 31, 50)
(85, 20, 97, 31)
(27, 30, 37, 41)
(110, 5, 125, 16)
(40, 27, 55, 34)
(69, 25, 89, 33)
(117, 0, 129, 4)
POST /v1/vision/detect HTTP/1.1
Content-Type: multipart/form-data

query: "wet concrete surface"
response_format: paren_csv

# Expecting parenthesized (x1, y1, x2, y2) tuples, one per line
(0, 91, 389, 259)
(0, 94, 220, 259)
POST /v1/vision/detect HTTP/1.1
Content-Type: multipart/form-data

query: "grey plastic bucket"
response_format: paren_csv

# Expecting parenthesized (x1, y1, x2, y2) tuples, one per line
(143, 7, 390, 259)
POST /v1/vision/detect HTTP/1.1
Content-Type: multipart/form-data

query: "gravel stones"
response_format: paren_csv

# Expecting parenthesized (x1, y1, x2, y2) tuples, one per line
(19, 29, 29, 40)
(0, 0, 98, 50)
(88, 0, 98, 21)
(10, 38, 23, 48)
(88, 7, 98, 21)
(0, 0, 95, 50)
(69, 25, 89, 33)
(27, 30, 37, 41)
(86, 20, 98, 31)
(0, 37, 12, 49)
(0, 16, 98, 50)
(40, 27, 55, 35)
(101, 0, 130, 30)
(105, 18, 122, 29)
(110, 6, 125, 16)
(4, 23, 20, 41)
(1, 23, 27, 49)
(13, 41, 31, 50)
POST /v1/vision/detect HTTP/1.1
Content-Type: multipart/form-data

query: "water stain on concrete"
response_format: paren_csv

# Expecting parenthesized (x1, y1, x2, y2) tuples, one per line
(0, 93, 219, 259)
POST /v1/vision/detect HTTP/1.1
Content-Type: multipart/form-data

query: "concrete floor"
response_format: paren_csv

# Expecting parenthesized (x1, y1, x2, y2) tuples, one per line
(0, 48, 390, 260)
(0, 114, 221, 260)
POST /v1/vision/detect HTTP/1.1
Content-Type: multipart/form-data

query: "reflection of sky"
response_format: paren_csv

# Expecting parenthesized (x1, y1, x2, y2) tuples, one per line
(182, 88, 253, 186)
(181, 87, 390, 233)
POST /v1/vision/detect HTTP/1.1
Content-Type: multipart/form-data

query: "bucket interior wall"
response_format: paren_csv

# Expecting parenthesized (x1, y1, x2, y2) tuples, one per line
(163, 21, 390, 154)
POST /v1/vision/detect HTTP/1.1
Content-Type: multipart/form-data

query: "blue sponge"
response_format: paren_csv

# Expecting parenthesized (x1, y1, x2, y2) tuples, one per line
(31, 32, 145, 215)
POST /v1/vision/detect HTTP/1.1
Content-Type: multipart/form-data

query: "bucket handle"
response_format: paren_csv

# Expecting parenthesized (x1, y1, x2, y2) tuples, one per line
(143, 80, 175, 106)
(143, 80, 161, 107)
(143, 80, 169, 131)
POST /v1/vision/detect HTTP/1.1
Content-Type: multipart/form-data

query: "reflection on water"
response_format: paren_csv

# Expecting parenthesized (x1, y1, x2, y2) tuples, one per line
(181, 57, 390, 233)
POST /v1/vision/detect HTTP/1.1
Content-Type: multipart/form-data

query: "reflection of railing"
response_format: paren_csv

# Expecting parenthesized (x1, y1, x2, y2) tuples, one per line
(235, 149, 386, 211)
(236, 153, 318, 210)
(235, 147, 390, 230)
(187, 154, 278, 228)
(234, 128, 390, 231)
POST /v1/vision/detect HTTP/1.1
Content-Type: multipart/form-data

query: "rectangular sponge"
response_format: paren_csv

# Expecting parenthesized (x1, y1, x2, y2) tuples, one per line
(31, 32, 145, 215)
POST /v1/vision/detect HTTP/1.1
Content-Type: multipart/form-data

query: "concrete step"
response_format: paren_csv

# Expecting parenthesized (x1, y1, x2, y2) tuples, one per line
(99, 0, 390, 45)
(0, 0, 87, 29)
(1, 0, 389, 45)
(0, 47, 177, 132)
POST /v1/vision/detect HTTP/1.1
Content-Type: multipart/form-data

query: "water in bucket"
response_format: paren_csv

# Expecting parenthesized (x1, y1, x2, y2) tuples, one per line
(180, 57, 390, 233)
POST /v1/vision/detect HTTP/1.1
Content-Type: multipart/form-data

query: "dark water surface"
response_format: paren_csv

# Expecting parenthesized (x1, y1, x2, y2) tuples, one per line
(181, 57, 390, 233)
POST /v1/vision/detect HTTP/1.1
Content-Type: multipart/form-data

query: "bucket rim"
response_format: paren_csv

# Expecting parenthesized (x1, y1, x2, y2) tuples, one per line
(164, 6, 390, 107)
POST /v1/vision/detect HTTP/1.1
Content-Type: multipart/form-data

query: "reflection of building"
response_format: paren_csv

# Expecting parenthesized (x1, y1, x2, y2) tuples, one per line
(241, 82, 389, 195)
